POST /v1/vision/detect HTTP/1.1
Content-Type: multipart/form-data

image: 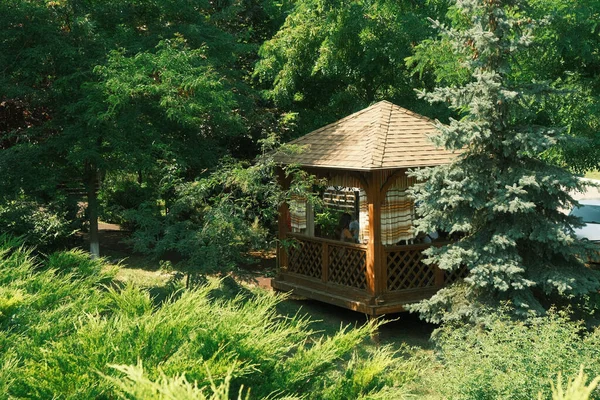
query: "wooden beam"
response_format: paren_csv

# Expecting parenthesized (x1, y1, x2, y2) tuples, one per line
(366, 171, 384, 296)
(434, 266, 445, 287)
(277, 167, 292, 270)
(380, 169, 406, 195)
(322, 241, 329, 283)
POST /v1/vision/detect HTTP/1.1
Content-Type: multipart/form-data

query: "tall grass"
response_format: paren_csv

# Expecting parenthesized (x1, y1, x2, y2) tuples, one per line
(4, 234, 598, 399)
(0, 235, 414, 399)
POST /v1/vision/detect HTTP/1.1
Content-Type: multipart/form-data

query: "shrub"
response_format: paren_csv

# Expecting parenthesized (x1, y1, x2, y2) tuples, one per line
(0, 237, 417, 399)
(105, 363, 246, 400)
(98, 176, 156, 229)
(425, 309, 600, 399)
(0, 196, 76, 251)
(127, 158, 281, 275)
(546, 367, 600, 400)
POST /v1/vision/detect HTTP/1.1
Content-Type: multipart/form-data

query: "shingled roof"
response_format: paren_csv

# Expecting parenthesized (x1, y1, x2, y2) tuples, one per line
(274, 100, 457, 170)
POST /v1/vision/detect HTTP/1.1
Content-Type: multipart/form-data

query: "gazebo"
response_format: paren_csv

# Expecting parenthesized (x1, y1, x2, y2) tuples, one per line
(272, 101, 463, 315)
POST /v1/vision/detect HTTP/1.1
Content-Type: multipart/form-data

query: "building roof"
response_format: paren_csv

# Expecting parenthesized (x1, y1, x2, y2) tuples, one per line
(274, 100, 457, 170)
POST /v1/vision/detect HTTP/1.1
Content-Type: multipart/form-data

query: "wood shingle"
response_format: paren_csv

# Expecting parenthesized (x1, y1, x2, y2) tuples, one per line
(274, 100, 456, 170)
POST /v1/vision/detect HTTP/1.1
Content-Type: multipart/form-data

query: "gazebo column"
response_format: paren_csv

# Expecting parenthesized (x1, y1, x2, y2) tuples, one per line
(366, 171, 384, 298)
(277, 168, 291, 270)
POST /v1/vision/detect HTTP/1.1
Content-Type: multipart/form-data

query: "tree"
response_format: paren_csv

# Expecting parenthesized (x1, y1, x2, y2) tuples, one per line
(407, 0, 600, 173)
(409, 0, 600, 323)
(0, 0, 287, 257)
(254, 0, 450, 138)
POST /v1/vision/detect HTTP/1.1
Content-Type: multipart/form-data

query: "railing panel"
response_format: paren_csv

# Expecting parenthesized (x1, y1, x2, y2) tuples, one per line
(445, 266, 469, 284)
(327, 243, 367, 290)
(287, 238, 322, 279)
(386, 247, 436, 291)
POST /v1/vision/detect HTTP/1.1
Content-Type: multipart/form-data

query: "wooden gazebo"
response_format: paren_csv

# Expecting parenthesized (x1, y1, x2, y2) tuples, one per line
(272, 101, 462, 315)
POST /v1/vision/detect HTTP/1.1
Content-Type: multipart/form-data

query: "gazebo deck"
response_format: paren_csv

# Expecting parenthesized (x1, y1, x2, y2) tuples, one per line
(272, 233, 465, 315)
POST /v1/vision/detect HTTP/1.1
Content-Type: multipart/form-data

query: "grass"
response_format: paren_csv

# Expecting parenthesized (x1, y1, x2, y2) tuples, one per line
(9, 233, 600, 399)
(99, 237, 436, 351)
(1, 238, 423, 399)
(585, 171, 600, 180)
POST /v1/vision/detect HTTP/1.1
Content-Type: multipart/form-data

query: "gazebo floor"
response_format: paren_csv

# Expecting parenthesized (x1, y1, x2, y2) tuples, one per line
(272, 273, 438, 316)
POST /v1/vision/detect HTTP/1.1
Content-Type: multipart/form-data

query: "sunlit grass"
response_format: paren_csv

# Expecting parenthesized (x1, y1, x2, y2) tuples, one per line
(584, 170, 600, 180)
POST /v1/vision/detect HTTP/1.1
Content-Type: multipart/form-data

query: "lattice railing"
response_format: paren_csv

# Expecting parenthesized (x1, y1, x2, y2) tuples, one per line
(328, 244, 367, 289)
(445, 266, 469, 284)
(287, 238, 322, 279)
(386, 246, 436, 291)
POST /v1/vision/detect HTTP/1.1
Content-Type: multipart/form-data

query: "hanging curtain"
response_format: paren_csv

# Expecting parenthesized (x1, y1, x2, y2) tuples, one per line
(289, 196, 307, 233)
(358, 189, 369, 243)
(380, 175, 416, 245)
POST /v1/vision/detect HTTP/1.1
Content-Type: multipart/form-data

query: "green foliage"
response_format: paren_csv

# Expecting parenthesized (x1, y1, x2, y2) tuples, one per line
(314, 208, 343, 239)
(127, 156, 283, 274)
(409, 0, 600, 322)
(105, 364, 247, 400)
(321, 346, 419, 400)
(408, 0, 600, 173)
(99, 175, 156, 228)
(254, 0, 449, 135)
(0, 0, 289, 255)
(0, 195, 77, 251)
(523, 0, 600, 173)
(0, 287, 25, 323)
(0, 238, 415, 399)
(425, 309, 600, 400)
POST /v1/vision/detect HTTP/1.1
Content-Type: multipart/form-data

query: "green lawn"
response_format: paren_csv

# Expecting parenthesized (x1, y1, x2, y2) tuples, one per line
(585, 170, 600, 180)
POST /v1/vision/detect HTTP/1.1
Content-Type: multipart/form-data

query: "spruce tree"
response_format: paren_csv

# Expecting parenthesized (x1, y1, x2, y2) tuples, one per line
(409, 0, 600, 323)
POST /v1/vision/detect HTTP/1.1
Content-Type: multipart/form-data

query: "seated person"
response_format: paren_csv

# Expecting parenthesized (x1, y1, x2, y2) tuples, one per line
(338, 213, 355, 243)
(349, 215, 359, 242)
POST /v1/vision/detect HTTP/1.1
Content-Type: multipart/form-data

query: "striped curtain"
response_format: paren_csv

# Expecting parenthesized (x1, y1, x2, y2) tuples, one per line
(289, 196, 307, 233)
(358, 189, 369, 243)
(381, 176, 416, 245)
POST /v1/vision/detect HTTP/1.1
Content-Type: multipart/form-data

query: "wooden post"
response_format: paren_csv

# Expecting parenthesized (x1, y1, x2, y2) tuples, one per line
(277, 202, 289, 270)
(434, 265, 445, 288)
(306, 201, 314, 236)
(366, 171, 383, 297)
(322, 242, 329, 283)
(277, 167, 291, 271)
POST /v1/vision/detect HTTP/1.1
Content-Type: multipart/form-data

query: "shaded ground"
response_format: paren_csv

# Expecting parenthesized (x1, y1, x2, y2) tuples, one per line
(84, 223, 437, 350)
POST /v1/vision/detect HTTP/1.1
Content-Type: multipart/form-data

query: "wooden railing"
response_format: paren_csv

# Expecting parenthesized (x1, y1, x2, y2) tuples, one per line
(286, 233, 367, 290)
(385, 243, 436, 291)
(384, 243, 467, 292)
(285, 234, 466, 294)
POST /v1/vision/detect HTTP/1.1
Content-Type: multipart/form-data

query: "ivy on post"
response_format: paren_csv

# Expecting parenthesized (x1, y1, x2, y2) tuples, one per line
(409, 0, 600, 323)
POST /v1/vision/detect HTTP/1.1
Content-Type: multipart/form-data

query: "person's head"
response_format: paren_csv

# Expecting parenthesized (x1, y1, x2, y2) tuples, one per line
(339, 212, 352, 229)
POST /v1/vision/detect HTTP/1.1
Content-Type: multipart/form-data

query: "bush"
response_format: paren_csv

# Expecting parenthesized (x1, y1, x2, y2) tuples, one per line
(0, 196, 76, 251)
(424, 309, 600, 399)
(98, 176, 156, 229)
(547, 367, 600, 400)
(127, 158, 282, 275)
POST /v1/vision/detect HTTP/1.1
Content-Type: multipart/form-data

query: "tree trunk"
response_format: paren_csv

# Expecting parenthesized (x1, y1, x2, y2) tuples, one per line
(86, 164, 100, 259)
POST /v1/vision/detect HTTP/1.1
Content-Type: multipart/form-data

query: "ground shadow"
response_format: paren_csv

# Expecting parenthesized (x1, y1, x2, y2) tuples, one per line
(276, 297, 436, 350)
